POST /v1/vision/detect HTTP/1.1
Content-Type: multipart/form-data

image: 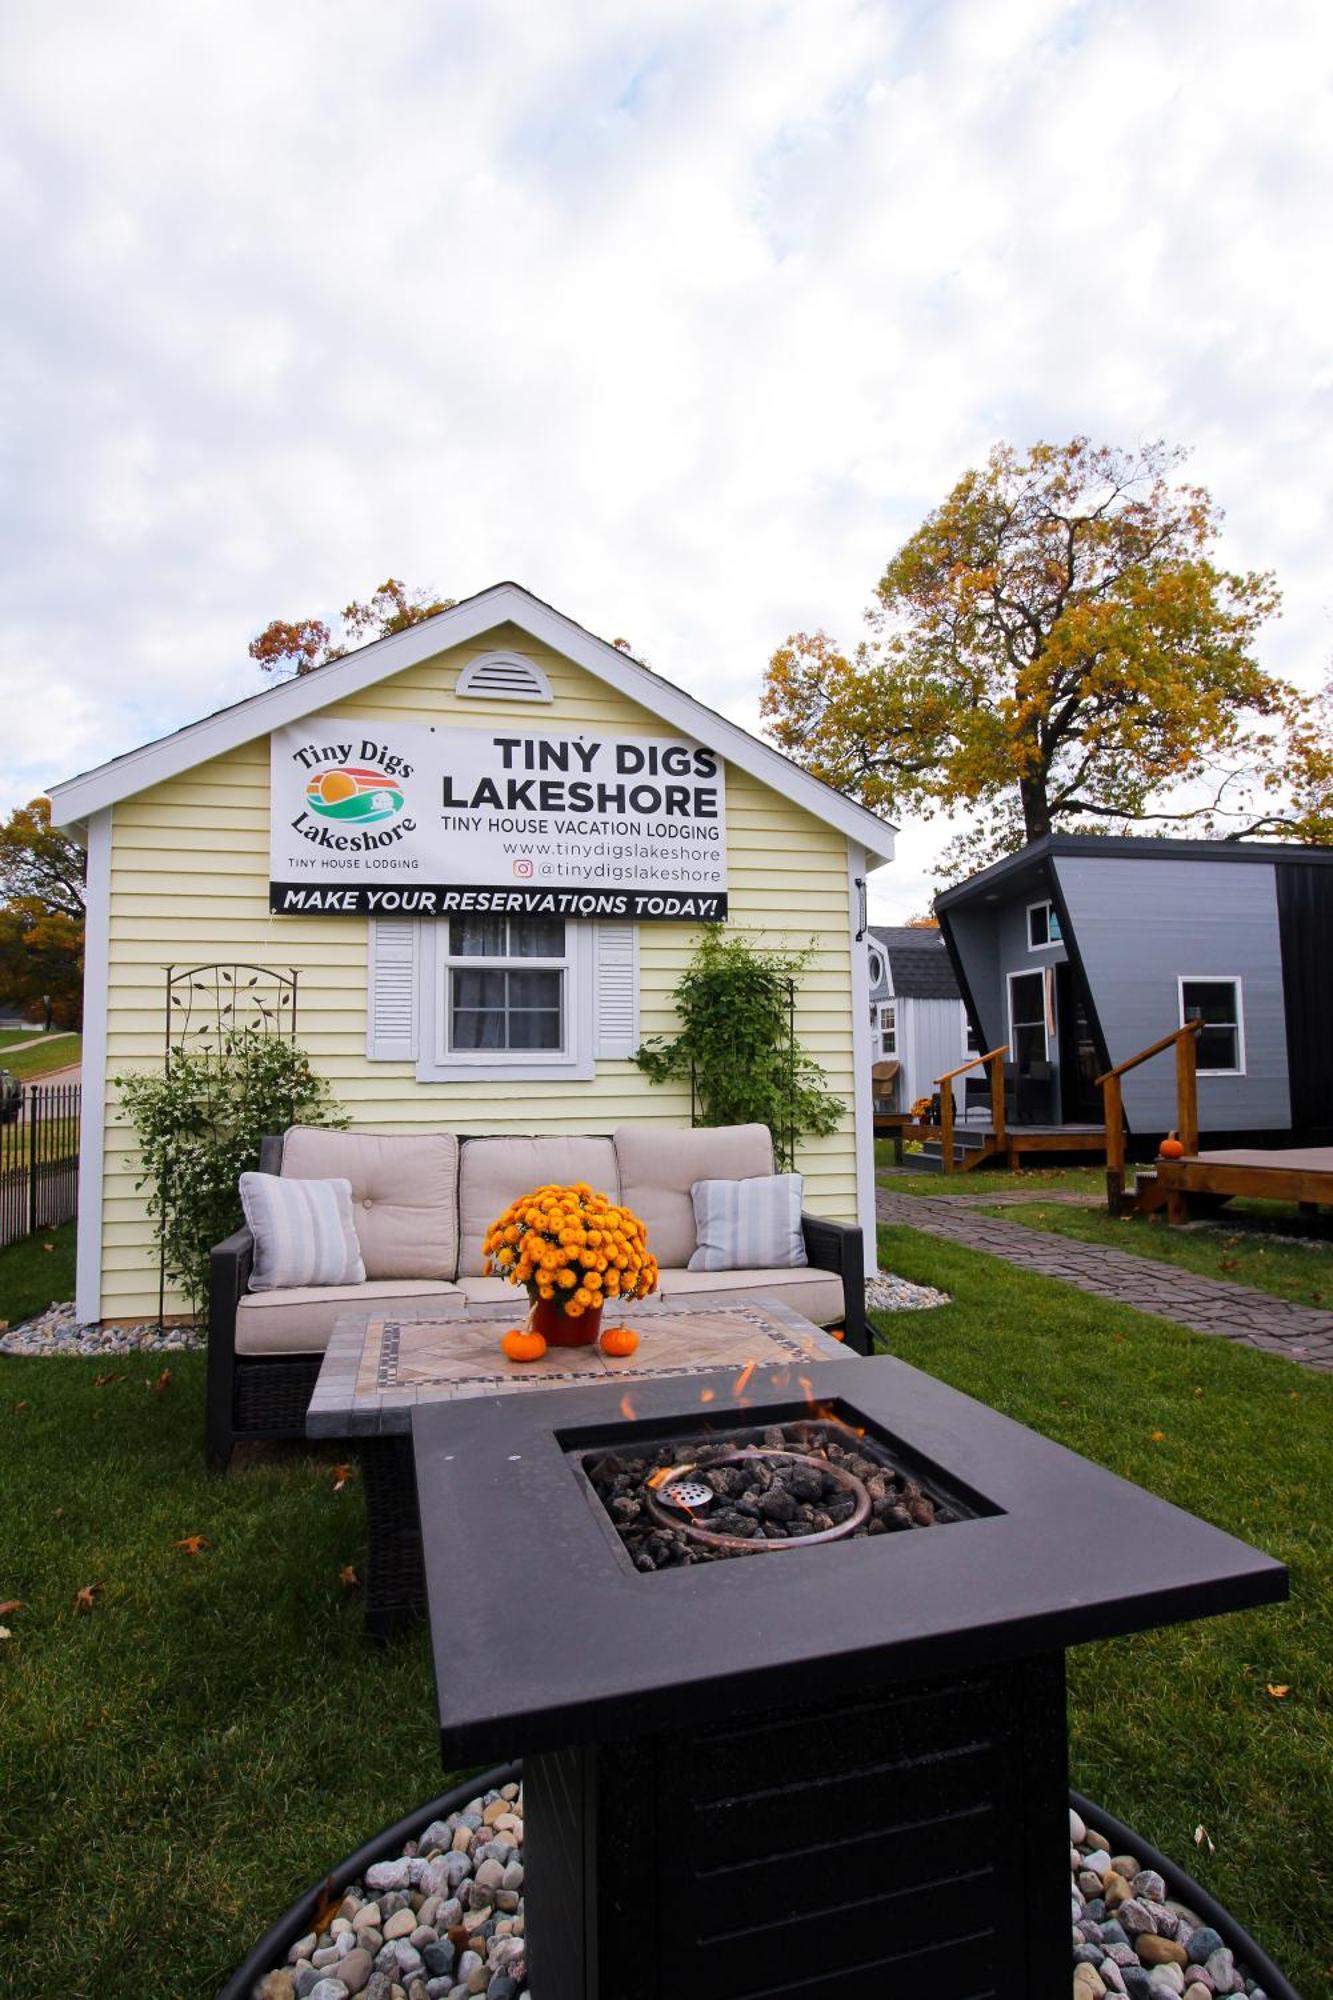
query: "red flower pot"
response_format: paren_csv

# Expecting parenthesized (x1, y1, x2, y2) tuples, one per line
(529, 1295, 603, 1348)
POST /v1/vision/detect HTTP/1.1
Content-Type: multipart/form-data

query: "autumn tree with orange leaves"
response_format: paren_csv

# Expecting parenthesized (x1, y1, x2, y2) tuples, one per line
(250, 578, 455, 678)
(763, 440, 1330, 876)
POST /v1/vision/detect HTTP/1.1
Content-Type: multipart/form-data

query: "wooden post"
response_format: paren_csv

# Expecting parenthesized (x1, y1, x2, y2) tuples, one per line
(939, 1080, 955, 1175)
(989, 1050, 1006, 1151)
(1177, 1029, 1199, 1157)
(1103, 1074, 1124, 1215)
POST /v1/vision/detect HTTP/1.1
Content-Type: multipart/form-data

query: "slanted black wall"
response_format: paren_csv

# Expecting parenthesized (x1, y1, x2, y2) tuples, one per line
(1276, 861, 1333, 1137)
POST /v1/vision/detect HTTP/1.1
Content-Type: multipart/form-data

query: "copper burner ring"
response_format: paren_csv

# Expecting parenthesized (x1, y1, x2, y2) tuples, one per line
(643, 1447, 870, 1554)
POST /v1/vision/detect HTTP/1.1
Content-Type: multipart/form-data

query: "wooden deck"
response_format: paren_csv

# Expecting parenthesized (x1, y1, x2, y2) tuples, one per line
(875, 1111, 1107, 1172)
(1135, 1146, 1333, 1221)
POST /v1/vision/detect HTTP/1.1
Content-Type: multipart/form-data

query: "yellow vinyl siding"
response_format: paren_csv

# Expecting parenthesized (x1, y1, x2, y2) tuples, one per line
(99, 626, 857, 1318)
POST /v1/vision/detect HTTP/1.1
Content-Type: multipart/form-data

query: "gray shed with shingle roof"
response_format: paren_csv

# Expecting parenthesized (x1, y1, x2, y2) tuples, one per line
(867, 926, 973, 1114)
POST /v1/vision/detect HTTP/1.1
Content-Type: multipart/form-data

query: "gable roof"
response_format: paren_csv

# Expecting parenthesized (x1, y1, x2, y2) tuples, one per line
(47, 579, 896, 863)
(869, 925, 961, 1001)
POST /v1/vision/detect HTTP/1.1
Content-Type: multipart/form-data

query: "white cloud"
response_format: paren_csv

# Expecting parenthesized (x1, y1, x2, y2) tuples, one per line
(2, 0, 1331, 923)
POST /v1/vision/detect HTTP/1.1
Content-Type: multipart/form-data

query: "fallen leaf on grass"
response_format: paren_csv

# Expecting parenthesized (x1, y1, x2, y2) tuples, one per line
(42, 1241, 54, 1253)
(1150, 1430, 1166, 1442)
(93, 1371, 124, 1389)
(0, 1627, 11, 1641)
(1266, 1684, 1290, 1699)
(0, 1599, 22, 1617)
(338, 1563, 359, 1590)
(1194, 1823, 1215, 1853)
(174, 1535, 210, 1556)
(1219, 1258, 1240, 1274)
(307, 1874, 342, 1940)
(72, 1583, 102, 1613)
(1110, 1333, 1125, 1346)
(146, 1368, 172, 1395)
(11, 1401, 27, 1412)
(330, 1462, 354, 1492)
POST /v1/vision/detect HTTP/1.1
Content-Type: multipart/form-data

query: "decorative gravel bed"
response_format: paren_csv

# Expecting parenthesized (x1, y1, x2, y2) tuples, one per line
(0, 1300, 204, 1355)
(1070, 1804, 1280, 1997)
(246, 1781, 528, 2000)
(865, 1271, 951, 1312)
(235, 1781, 1290, 1999)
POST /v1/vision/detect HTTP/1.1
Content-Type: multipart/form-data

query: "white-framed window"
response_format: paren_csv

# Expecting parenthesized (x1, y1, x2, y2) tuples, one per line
(1027, 899, 1062, 950)
(367, 917, 640, 1081)
(1007, 968, 1048, 1069)
(1178, 977, 1245, 1076)
(878, 1001, 897, 1056)
(963, 1009, 980, 1055)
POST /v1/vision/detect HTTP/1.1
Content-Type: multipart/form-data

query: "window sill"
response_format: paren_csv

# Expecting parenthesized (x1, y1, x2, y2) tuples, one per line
(416, 1052, 595, 1085)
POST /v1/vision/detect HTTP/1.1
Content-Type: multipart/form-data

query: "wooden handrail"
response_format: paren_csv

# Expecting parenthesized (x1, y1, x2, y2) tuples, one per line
(1095, 1019, 1201, 1085)
(933, 1045, 1008, 1174)
(933, 1045, 1008, 1088)
(1100, 1020, 1201, 1213)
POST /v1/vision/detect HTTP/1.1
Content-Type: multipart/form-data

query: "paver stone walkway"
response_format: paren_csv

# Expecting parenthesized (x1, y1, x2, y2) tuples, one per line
(877, 1189, 1333, 1372)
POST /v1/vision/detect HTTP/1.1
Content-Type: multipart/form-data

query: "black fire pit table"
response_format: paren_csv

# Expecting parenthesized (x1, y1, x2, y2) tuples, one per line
(413, 1354, 1288, 2000)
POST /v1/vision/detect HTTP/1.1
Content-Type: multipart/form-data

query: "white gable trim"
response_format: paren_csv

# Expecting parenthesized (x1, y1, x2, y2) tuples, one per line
(47, 581, 895, 864)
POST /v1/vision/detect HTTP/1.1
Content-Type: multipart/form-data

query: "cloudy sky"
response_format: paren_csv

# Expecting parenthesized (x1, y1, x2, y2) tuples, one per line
(3, 0, 1330, 917)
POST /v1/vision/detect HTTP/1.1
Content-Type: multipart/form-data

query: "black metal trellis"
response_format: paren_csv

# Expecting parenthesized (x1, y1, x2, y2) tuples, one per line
(690, 976, 799, 1172)
(157, 964, 300, 1330)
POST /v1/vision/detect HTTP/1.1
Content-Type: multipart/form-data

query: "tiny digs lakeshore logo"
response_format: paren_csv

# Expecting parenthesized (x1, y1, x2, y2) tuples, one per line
(288, 735, 418, 853)
(306, 764, 405, 825)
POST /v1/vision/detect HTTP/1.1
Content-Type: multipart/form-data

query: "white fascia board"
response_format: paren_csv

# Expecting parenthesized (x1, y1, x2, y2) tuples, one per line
(47, 582, 897, 864)
(74, 807, 112, 1324)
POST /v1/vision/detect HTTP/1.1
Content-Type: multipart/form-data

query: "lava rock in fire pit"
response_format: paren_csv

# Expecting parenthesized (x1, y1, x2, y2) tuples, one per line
(581, 1418, 967, 1571)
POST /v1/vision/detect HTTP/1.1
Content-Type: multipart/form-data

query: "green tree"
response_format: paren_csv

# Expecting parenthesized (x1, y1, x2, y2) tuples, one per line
(635, 929, 843, 1167)
(0, 800, 86, 1025)
(0, 798, 85, 920)
(249, 577, 456, 678)
(762, 439, 1319, 874)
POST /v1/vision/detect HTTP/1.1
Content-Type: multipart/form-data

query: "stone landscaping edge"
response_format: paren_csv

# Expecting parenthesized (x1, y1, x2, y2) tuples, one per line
(215, 1762, 522, 2000)
(216, 1767, 1300, 2000)
(1068, 1792, 1299, 2000)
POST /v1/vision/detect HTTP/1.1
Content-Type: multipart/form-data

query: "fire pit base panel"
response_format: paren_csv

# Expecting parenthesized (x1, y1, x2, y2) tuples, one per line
(523, 1653, 1069, 2000)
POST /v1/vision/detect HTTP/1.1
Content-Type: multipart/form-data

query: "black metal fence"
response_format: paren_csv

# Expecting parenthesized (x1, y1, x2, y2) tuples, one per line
(0, 1082, 81, 1249)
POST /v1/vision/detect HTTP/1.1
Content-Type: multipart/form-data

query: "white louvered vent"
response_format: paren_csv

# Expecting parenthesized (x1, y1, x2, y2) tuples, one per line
(595, 924, 639, 1059)
(367, 920, 418, 1061)
(456, 650, 554, 703)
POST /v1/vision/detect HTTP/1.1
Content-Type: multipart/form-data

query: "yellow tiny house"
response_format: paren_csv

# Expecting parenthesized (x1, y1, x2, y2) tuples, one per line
(49, 584, 895, 1323)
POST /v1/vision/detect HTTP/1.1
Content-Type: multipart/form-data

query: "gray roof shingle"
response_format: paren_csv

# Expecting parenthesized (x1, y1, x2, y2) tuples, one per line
(868, 926, 962, 1002)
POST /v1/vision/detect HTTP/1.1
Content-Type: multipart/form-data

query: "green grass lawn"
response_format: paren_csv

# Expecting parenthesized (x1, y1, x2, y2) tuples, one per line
(1, 1220, 1328, 1995)
(0, 1028, 47, 1049)
(874, 1225, 1331, 1995)
(0, 1031, 81, 1080)
(0, 1220, 76, 1326)
(977, 1197, 1333, 1309)
(875, 1148, 1109, 1198)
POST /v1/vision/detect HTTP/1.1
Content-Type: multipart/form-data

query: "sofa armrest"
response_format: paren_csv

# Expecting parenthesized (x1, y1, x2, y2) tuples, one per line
(206, 1225, 254, 1471)
(801, 1213, 869, 1355)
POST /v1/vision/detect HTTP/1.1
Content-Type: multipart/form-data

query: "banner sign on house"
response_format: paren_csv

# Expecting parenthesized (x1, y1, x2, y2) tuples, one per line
(269, 717, 728, 921)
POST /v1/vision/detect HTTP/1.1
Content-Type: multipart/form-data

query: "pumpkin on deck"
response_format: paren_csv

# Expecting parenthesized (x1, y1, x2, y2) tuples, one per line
(1158, 1133, 1185, 1159)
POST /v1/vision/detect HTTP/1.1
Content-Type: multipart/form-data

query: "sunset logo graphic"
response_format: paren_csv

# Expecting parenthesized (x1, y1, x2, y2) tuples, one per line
(305, 765, 405, 824)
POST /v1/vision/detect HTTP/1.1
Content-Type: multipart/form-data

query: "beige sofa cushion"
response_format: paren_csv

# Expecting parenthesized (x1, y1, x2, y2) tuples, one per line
(656, 1265, 845, 1328)
(457, 1135, 620, 1276)
(614, 1123, 775, 1269)
(281, 1127, 460, 1280)
(235, 1278, 464, 1356)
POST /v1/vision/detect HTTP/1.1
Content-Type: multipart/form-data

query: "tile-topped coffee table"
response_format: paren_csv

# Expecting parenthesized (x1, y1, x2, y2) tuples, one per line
(306, 1297, 854, 1635)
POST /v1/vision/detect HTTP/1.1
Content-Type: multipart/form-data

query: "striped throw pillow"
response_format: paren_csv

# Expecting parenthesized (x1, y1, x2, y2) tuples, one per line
(687, 1173, 808, 1272)
(239, 1173, 366, 1290)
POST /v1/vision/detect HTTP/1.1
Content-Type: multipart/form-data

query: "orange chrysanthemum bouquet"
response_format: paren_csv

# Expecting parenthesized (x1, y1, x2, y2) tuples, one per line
(484, 1182, 659, 1355)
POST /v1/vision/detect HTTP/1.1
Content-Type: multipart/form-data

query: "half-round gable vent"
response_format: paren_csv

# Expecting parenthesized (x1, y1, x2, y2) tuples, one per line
(456, 650, 553, 703)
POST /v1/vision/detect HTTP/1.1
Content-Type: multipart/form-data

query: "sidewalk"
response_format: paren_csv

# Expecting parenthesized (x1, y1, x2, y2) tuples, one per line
(877, 1189, 1333, 1373)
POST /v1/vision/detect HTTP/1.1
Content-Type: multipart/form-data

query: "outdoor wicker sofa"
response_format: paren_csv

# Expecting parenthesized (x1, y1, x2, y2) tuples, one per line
(206, 1123, 868, 1470)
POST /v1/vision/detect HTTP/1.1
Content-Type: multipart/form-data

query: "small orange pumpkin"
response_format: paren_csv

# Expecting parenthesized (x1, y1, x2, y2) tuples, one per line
(599, 1325, 640, 1358)
(1158, 1132, 1185, 1159)
(501, 1327, 547, 1363)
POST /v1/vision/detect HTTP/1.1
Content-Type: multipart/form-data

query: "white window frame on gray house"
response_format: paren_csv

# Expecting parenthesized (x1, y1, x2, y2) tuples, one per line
(1026, 899, 1062, 950)
(1007, 967, 1049, 1066)
(366, 917, 639, 1083)
(963, 1008, 980, 1055)
(1178, 975, 1246, 1077)
(878, 1001, 897, 1056)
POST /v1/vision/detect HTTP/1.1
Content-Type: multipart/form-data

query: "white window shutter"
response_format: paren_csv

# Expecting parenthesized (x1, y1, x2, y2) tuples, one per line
(367, 920, 418, 1061)
(594, 924, 639, 1059)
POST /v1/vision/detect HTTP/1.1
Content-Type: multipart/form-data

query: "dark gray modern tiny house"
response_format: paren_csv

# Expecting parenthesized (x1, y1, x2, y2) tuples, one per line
(935, 836, 1333, 1146)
